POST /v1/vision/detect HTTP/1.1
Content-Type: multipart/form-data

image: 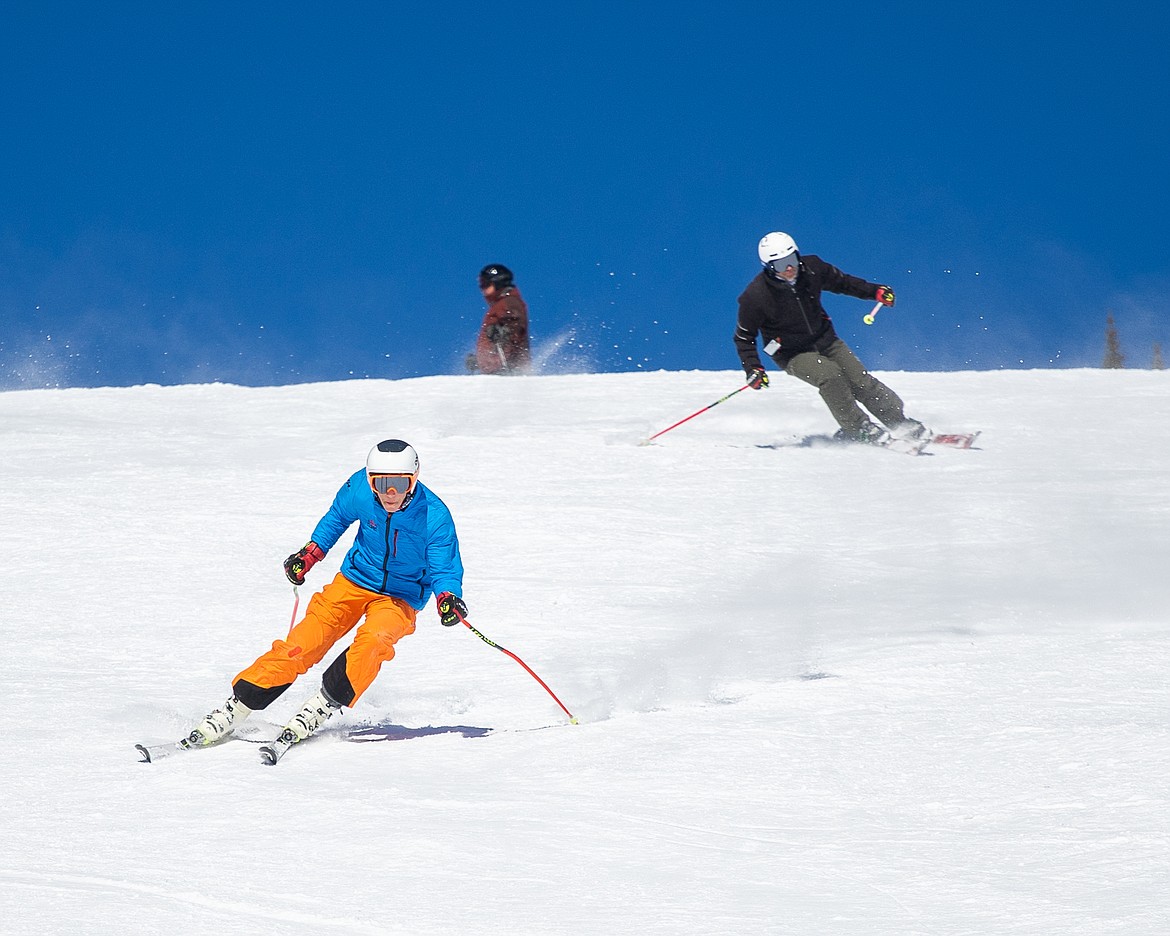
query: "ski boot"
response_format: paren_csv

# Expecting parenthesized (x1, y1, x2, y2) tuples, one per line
(187, 695, 252, 747)
(285, 689, 343, 743)
(260, 689, 343, 764)
(894, 418, 931, 441)
(834, 422, 890, 445)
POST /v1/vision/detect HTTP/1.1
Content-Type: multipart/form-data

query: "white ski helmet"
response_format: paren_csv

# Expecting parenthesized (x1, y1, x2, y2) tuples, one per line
(366, 439, 420, 489)
(758, 231, 799, 266)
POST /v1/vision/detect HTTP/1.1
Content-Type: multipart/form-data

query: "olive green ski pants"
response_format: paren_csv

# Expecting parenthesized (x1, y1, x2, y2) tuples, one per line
(784, 339, 907, 432)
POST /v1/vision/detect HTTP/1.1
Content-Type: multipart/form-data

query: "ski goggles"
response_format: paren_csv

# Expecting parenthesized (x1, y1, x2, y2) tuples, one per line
(768, 251, 799, 277)
(370, 473, 416, 496)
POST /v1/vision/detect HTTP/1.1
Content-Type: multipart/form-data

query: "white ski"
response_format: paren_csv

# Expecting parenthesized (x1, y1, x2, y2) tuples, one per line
(135, 739, 195, 762)
(876, 434, 930, 456)
(258, 729, 298, 765)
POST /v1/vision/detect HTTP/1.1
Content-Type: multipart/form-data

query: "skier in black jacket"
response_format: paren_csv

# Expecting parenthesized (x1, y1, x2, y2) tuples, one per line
(733, 231, 927, 443)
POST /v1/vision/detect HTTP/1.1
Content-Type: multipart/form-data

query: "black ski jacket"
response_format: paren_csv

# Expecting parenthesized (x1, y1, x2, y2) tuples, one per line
(733, 255, 880, 371)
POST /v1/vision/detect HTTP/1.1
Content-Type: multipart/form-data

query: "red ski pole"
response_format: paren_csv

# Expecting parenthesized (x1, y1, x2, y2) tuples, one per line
(285, 586, 301, 638)
(460, 618, 578, 724)
(639, 383, 752, 445)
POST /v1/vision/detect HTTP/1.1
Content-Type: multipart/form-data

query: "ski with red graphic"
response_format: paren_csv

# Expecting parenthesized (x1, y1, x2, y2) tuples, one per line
(927, 432, 981, 449)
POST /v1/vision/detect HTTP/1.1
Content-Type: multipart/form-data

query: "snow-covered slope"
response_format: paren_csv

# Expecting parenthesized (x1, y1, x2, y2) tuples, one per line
(1, 369, 1166, 935)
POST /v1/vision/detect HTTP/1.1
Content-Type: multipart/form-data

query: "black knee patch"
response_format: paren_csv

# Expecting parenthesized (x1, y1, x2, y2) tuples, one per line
(232, 679, 291, 711)
(322, 651, 357, 707)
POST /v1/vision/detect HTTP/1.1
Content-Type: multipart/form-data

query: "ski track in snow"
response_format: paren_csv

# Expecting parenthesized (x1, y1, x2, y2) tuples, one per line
(1, 369, 1167, 936)
(0, 868, 389, 934)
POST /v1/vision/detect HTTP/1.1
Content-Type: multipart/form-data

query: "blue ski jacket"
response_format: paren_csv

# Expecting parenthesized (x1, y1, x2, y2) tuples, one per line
(309, 469, 464, 610)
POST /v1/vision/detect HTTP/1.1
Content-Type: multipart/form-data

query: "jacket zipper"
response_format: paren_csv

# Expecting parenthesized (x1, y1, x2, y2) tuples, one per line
(792, 286, 815, 336)
(380, 517, 395, 593)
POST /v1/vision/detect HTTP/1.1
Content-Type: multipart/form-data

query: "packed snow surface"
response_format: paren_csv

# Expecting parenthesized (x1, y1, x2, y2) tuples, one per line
(1, 369, 1167, 935)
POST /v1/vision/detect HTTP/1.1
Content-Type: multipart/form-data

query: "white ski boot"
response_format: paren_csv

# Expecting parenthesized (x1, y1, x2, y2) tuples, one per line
(259, 689, 343, 764)
(286, 689, 343, 741)
(188, 695, 252, 746)
(895, 418, 932, 441)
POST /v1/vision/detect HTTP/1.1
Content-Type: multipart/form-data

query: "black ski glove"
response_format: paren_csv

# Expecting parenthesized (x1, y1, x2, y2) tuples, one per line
(436, 592, 468, 626)
(745, 367, 769, 390)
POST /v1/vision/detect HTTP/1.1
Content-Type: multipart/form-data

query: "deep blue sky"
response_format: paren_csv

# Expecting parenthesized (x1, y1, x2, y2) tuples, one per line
(2, 2, 1168, 388)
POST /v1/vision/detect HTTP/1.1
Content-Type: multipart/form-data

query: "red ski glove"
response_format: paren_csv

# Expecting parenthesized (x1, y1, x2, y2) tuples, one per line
(875, 286, 896, 307)
(284, 542, 325, 585)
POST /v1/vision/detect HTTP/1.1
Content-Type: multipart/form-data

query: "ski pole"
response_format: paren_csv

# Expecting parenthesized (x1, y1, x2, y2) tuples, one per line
(459, 617, 578, 724)
(639, 383, 752, 445)
(285, 586, 301, 638)
(862, 300, 883, 326)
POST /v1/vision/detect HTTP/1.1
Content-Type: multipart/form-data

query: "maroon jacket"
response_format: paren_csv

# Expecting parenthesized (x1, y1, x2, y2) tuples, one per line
(476, 286, 530, 374)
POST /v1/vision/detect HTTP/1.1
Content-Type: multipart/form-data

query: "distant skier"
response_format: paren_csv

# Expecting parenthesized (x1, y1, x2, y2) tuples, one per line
(466, 263, 531, 374)
(734, 232, 928, 443)
(186, 439, 469, 757)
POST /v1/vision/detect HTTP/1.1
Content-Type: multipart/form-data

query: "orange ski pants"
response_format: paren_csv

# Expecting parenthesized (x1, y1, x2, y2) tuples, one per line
(234, 572, 417, 708)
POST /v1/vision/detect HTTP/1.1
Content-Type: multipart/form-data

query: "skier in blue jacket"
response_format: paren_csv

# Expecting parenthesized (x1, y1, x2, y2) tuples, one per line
(186, 439, 469, 752)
